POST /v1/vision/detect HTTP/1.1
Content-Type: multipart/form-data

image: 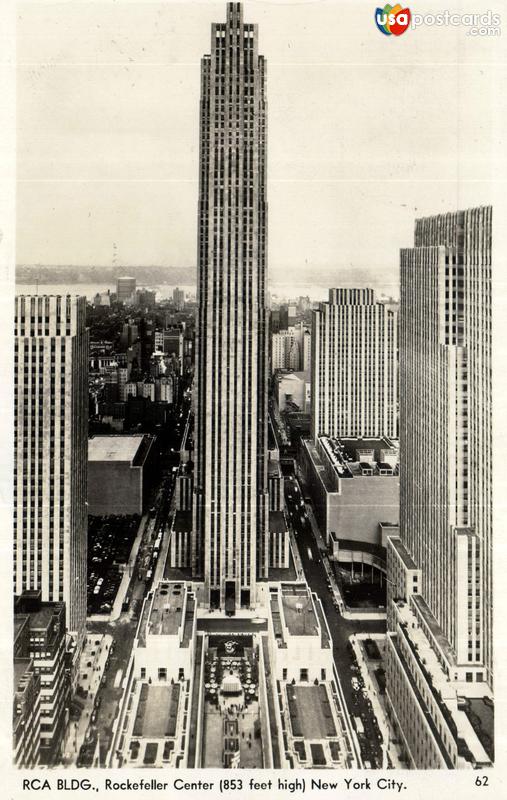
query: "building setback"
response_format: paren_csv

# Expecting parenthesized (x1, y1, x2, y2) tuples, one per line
(193, 2, 269, 609)
(386, 207, 493, 769)
(14, 295, 88, 639)
(311, 288, 397, 442)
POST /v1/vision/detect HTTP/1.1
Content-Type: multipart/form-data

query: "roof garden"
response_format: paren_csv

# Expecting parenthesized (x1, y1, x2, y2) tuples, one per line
(132, 683, 180, 738)
(286, 684, 337, 739)
(147, 582, 185, 637)
(461, 697, 494, 762)
(280, 584, 319, 637)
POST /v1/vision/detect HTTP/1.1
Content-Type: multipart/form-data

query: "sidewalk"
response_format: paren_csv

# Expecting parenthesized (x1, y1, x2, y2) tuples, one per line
(350, 633, 404, 769)
(110, 512, 150, 621)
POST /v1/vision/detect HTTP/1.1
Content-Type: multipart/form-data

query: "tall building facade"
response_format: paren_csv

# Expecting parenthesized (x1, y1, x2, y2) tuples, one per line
(116, 276, 136, 304)
(193, 2, 269, 608)
(14, 295, 88, 637)
(311, 288, 398, 442)
(173, 287, 185, 310)
(271, 322, 311, 375)
(385, 207, 493, 769)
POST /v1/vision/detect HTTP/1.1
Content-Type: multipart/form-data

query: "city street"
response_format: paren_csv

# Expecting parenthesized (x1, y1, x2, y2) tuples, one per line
(283, 470, 386, 767)
(75, 400, 191, 766)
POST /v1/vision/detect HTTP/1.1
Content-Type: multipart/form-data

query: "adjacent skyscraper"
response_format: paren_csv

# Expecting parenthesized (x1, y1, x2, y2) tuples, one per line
(311, 288, 398, 442)
(386, 207, 493, 768)
(193, 2, 269, 608)
(14, 295, 89, 638)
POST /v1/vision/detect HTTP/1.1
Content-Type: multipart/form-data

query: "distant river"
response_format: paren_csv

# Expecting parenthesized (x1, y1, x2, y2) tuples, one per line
(15, 282, 397, 304)
(15, 283, 196, 301)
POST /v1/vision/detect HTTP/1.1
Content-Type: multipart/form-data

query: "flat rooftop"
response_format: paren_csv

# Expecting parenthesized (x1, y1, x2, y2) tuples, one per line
(411, 594, 456, 665)
(173, 510, 192, 533)
(14, 658, 32, 690)
(303, 440, 337, 492)
(463, 698, 494, 762)
(281, 584, 319, 637)
(269, 511, 287, 532)
(88, 434, 145, 463)
(389, 536, 418, 571)
(268, 460, 280, 475)
(340, 436, 398, 458)
(15, 604, 60, 632)
(317, 436, 399, 481)
(267, 551, 298, 582)
(133, 684, 180, 738)
(147, 582, 185, 636)
(286, 684, 337, 739)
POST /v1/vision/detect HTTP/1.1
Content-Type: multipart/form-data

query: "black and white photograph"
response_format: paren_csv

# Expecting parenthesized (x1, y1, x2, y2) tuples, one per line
(4, 0, 506, 792)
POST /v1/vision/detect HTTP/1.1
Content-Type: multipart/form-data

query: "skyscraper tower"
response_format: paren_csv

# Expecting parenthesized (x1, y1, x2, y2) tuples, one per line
(193, 2, 269, 609)
(311, 288, 398, 442)
(14, 295, 89, 639)
(385, 208, 493, 768)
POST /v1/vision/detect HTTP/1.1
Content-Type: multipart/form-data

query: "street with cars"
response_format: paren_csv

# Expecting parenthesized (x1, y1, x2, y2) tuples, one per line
(76, 399, 191, 765)
(283, 467, 386, 768)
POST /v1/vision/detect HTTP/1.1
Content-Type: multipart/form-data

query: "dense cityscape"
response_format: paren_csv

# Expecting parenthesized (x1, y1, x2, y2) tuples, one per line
(13, 3, 493, 772)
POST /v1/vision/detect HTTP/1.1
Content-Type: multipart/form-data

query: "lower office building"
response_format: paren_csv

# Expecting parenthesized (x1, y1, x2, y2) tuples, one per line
(107, 576, 356, 770)
(88, 434, 156, 516)
(13, 653, 41, 767)
(385, 208, 493, 768)
(110, 582, 196, 768)
(14, 591, 70, 766)
(385, 555, 493, 769)
(300, 435, 399, 550)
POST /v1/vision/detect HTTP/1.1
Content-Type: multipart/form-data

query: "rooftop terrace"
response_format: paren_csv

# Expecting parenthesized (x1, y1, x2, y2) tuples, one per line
(88, 434, 145, 463)
(462, 698, 494, 762)
(132, 683, 180, 738)
(281, 584, 319, 637)
(286, 684, 337, 739)
(147, 582, 185, 637)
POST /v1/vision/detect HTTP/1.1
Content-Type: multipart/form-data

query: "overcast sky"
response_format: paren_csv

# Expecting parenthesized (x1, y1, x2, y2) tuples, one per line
(16, 0, 506, 293)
